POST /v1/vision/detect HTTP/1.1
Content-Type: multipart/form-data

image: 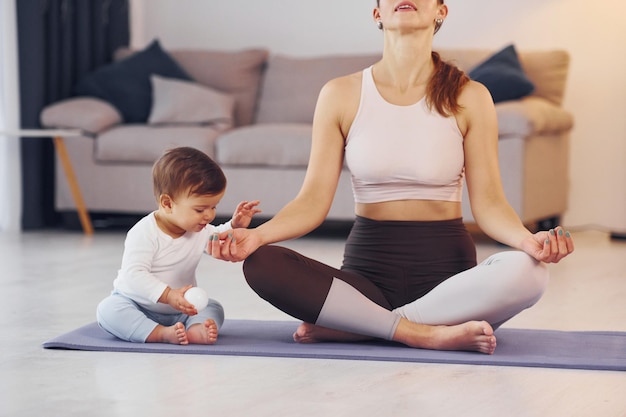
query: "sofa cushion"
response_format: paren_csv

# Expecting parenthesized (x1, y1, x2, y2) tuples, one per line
(75, 39, 192, 124)
(216, 124, 312, 167)
(40, 98, 122, 135)
(95, 125, 223, 163)
(255, 54, 380, 124)
(468, 44, 535, 103)
(148, 75, 235, 128)
(496, 96, 574, 138)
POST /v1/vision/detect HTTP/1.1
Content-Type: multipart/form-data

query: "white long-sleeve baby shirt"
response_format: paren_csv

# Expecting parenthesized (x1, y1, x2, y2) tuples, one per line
(112, 212, 231, 314)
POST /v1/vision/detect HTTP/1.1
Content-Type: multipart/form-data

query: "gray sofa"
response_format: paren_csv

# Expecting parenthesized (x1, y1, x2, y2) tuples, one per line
(41, 46, 574, 229)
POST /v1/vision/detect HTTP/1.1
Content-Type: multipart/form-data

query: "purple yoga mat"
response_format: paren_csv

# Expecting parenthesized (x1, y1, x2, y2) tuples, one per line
(43, 320, 626, 371)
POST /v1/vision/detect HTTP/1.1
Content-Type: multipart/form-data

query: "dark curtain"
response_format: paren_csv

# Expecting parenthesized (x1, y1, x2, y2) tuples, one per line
(17, 0, 129, 229)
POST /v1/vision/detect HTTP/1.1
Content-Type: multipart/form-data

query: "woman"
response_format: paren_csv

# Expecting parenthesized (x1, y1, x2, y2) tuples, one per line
(208, 0, 574, 354)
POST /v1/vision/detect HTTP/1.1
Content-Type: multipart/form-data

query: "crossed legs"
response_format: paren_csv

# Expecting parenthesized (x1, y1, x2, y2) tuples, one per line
(242, 245, 544, 354)
(97, 293, 225, 345)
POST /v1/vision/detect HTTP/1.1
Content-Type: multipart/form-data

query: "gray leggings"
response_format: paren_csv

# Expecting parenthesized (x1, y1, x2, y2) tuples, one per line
(96, 291, 225, 342)
(243, 217, 548, 340)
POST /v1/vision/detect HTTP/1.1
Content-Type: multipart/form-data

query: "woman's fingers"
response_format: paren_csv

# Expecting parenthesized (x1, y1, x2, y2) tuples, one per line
(545, 227, 574, 263)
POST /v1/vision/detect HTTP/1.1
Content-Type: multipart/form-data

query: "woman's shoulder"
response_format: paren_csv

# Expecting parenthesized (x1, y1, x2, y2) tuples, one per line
(458, 79, 495, 107)
(314, 69, 365, 128)
(454, 80, 496, 135)
(454, 79, 497, 134)
(320, 69, 364, 99)
(308, 69, 366, 139)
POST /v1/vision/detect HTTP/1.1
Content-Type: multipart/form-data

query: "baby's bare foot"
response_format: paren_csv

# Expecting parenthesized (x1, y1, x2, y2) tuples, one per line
(187, 319, 219, 345)
(395, 319, 496, 354)
(293, 322, 372, 344)
(146, 322, 189, 345)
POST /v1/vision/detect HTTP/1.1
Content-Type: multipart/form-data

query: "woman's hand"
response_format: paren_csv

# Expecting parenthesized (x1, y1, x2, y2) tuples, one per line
(521, 226, 575, 263)
(207, 228, 262, 262)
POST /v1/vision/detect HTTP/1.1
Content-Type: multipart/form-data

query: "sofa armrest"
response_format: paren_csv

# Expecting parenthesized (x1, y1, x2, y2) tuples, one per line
(40, 97, 122, 135)
(496, 96, 574, 138)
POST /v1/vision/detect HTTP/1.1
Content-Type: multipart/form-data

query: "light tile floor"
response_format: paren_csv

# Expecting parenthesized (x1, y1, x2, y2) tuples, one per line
(1, 227, 625, 417)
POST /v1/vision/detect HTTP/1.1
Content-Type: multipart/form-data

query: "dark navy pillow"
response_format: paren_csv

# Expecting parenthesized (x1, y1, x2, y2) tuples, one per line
(468, 44, 535, 103)
(74, 39, 192, 123)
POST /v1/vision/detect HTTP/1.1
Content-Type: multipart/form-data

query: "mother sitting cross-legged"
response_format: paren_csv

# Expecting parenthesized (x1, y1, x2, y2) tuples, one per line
(208, 0, 574, 354)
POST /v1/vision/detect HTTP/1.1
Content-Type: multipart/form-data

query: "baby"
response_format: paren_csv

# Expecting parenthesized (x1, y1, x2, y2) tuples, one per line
(97, 146, 261, 344)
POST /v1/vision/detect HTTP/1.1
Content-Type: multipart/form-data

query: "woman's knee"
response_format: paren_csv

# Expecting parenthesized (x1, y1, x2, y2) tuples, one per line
(524, 254, 549, 305)
(496, 251, 550, 303)
(514, 251, 548, 284)
(243, 245, 287, 291)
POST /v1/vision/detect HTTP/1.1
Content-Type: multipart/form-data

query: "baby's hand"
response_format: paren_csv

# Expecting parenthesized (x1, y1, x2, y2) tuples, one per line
(161, 285, 198, 316)
(231, 200, 262, 229)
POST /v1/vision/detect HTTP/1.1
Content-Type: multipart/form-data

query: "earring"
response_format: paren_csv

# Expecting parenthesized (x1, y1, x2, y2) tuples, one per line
(376, 20, 383, 30)
(434, 18, 443, 33)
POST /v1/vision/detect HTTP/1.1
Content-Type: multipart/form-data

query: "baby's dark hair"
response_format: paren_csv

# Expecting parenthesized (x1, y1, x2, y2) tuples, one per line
(152, 146, 226, 202)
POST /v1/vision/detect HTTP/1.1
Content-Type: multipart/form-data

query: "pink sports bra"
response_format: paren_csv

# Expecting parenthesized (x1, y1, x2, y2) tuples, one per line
(345, 66, 465, 204)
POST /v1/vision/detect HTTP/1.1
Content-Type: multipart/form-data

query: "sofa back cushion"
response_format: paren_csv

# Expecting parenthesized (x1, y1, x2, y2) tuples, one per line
(95, 125, 224, 163)
(116, 47, 268, 127)
(255, 54, 380, 124)
(439, 48, 570, 105)
(216, 124, 312, 167)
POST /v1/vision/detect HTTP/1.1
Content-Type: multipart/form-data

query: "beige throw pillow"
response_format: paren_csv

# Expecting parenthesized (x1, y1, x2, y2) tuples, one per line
(40, 97, 122, 134)
(148, 75, 235, 127)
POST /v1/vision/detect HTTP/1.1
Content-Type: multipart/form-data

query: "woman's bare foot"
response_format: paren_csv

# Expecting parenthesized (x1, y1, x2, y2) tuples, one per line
(295, 320, 495, 354)
(394, 318, 496, 354)
(146, 322, 188, 345)
(293, 322, 373, 343)
(186, 319, 219, 345)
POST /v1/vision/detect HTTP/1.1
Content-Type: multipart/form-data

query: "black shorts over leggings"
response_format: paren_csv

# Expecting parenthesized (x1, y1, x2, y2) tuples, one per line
(341, 216, 477, 309)
(243, 216, 477, 324)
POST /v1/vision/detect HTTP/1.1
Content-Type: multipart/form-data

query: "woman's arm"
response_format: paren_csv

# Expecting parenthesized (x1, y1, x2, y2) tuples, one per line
(255, 78, 350, 243)
(460, 81, 574, 261)
(460, 81, 531, 248)
(209, 75, 357, 261)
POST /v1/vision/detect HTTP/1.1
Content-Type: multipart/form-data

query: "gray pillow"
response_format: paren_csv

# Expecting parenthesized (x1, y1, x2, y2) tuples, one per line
(148, 75, 235, 128)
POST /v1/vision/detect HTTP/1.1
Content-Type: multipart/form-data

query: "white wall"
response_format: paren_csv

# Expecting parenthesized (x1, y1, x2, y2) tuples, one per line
(0, 0, 22, 231)
(130, 0, 626, 232)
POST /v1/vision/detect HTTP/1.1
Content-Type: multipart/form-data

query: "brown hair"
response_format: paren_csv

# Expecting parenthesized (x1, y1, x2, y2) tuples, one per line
(428, 52, 469, 116)
(152, 146, 226, 202)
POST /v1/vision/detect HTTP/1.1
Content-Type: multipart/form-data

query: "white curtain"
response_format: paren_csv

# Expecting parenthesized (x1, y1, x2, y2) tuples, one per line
(0, 0, 22, 231)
